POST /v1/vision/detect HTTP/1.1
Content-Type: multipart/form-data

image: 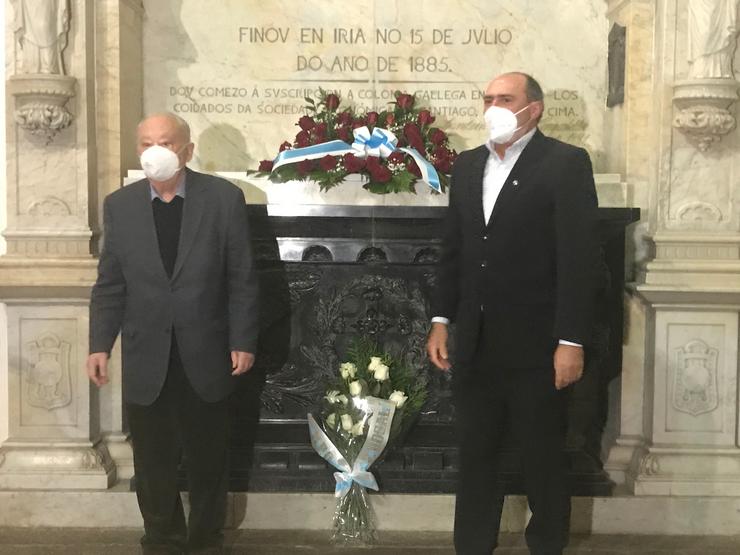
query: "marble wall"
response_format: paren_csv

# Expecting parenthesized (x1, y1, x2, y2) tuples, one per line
(142, 0, 609, 172)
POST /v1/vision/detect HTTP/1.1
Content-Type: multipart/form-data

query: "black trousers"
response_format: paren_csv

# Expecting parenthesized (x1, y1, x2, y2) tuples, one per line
(452, 341, 570, 555)
(127, 338, 230, 554)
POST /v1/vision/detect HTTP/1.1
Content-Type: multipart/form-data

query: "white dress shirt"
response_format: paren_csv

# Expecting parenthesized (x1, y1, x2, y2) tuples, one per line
(432, 129, 581, 347)
(482, 127, 536, 225)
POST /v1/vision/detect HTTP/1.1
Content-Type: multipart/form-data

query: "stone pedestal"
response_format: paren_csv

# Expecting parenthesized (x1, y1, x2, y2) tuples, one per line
(0, 300, 114, 489)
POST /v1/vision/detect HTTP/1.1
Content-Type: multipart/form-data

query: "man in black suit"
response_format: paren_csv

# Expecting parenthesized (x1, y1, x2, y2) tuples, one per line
(87, 113, 259, 554)
(427, 72, 599, 555)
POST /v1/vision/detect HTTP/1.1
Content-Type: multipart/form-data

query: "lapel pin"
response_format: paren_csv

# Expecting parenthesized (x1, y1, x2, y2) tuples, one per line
(512, 180, 519, 187)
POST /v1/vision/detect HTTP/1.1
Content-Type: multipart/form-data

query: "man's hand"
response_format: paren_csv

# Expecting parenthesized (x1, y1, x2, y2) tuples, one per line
(427, 322, 452, 371)
(553, 344, 584, 390)
(86, 352, 110, 387)
(231, 351, 255, 375)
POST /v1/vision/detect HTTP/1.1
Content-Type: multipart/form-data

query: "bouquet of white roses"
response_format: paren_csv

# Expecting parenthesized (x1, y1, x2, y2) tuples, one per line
(308, 338, 427, 543)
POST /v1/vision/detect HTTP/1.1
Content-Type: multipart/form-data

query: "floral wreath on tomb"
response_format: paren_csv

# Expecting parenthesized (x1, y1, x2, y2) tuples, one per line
(250, 89, 457, 194)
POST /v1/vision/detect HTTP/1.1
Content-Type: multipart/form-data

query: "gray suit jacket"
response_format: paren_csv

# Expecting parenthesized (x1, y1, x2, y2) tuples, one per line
(89, 168, 259, 405)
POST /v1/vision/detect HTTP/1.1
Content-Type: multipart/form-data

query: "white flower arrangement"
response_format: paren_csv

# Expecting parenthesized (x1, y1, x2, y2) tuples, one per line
(311, 337, 428, 543)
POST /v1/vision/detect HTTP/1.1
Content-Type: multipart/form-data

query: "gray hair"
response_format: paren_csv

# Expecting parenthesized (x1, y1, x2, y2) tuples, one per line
(137, 112, 191, 142)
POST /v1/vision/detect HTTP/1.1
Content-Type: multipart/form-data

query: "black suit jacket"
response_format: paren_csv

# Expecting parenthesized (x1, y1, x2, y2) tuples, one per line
(89, 168, 259, 404)
(432, 130, 599, 369)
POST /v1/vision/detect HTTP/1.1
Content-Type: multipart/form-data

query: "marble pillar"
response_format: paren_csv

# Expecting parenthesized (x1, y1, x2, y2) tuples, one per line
(0, 0, 144, 489)
(605, 0, 740, 496)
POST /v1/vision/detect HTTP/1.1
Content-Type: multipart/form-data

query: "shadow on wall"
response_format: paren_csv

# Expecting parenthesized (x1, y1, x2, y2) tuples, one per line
(195, 123, 251, 172)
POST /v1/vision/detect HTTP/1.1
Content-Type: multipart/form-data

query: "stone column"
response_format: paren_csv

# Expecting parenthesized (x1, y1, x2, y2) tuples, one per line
(0, 0, 144, 489)
(605, 0, 740, 495)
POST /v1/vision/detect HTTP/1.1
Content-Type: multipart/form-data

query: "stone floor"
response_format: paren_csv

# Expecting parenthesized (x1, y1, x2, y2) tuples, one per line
(1, 529, 740, 554)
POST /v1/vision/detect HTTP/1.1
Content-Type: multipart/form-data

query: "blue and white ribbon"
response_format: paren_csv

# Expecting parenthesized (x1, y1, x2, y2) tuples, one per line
(271, 126, 442, 193)
(308, 396, 396, 498)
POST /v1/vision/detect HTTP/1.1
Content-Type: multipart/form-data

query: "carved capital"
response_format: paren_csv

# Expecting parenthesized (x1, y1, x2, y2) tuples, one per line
(672, 79, 740, 151)
(7, 73, 76, 143)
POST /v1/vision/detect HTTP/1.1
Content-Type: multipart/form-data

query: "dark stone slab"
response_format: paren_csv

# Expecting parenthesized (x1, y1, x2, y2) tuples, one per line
(174, 203, 639, 496)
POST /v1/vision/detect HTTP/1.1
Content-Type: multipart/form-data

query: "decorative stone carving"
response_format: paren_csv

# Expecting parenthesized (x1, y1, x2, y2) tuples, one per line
(357, 246, 388, 263)
(9, 0, 75, 143)
(676, 201, 723, 223)
(27, 196, 72, 216)
(301, 245, 333, 262)
(24, 332, 72, 411)
(672, 79, 739, 151)
(672, 339, 719, 416)
(639, 453, 660, 476)
(687, 0, 739, 79)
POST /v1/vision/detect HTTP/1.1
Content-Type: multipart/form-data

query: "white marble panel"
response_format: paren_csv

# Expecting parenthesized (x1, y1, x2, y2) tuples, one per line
(142, 0, 608, 172)
(5, 302, 92, 440)
(653, 310, 738, 446)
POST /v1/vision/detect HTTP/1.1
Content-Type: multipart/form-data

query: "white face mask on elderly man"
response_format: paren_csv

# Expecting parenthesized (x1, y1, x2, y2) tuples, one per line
(484, 104, 532, 144)
(139, 145, 183, 182)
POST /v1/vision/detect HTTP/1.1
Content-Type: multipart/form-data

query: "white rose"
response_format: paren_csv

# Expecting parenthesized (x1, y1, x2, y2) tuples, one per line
(350, 421, 365, 436)
(337, 394, 349, 405)
(349, 380, 362, 396)
(373, 363, 390, 381)
(326, 413, 336, 428)
(324, 390, 341, 404)
(340, 413, 353, 431)
(367, 356, 383, 371)
(339, 362, 357, 379)
(388, 390, 408, 408)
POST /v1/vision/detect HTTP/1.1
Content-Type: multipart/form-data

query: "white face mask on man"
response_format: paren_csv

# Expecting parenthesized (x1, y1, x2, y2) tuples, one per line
(139, 145, 184, 182)
(484, 104, 532, 144)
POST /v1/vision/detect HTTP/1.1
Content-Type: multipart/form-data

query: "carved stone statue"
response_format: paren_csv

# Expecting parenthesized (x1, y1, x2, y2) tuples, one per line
(687, 0, 739, 78)
(11, 0, 70, 75)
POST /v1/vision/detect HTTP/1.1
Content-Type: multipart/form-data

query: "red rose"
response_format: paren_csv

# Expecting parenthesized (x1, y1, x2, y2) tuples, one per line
(433, 146, 453, 173)
(417, 110, 435, 126)
(430, 128, 447, 145)
(396, 93, 415, 110)
(387, 151, 405, 165)
(324, 93, 340, 110)
(319, 155, 338, 171)
(343, 153, 366, 173)
(337, 126, 352, 142)
(407, 159, 422, 178)
(336, 110, 353, 126)
(295, 130, 311, 147)
(298, 116, 316, 131)
(297, 159, 315, 175)
(351, 118, 366, 130)
(403, 122, 426, 153)
(368, 163, 392, 183)
(279, 141, 292, 152)
(258, 159, 274, 172)
(312, 122, 328, 141)
(384, 113, 395, 127)
(366, 111, 379, 126)
(365, 156, 381, 171)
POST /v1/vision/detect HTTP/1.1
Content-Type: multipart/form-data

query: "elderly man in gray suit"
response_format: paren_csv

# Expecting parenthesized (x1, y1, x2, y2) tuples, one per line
(87, 112, 259, 554)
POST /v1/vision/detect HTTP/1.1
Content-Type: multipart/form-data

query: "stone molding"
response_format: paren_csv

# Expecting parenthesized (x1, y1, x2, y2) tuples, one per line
(7, 73, 76, 143)
(0, 441, 115, 490)
(672, 79, 740, 151)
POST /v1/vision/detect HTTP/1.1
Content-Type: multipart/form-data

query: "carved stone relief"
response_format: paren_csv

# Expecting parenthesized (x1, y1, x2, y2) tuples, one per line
(8, 0, 76, 142)
(673, 1, 740, 151)
(27, 196, 72, 216)
(672, 339, 719, 416)
(676, 201, 723, 223)
(23, 332, 73, 411)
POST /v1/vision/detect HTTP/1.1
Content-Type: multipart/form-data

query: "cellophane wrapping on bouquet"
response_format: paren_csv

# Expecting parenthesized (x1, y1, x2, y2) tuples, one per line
(308, 338, 427, 543)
